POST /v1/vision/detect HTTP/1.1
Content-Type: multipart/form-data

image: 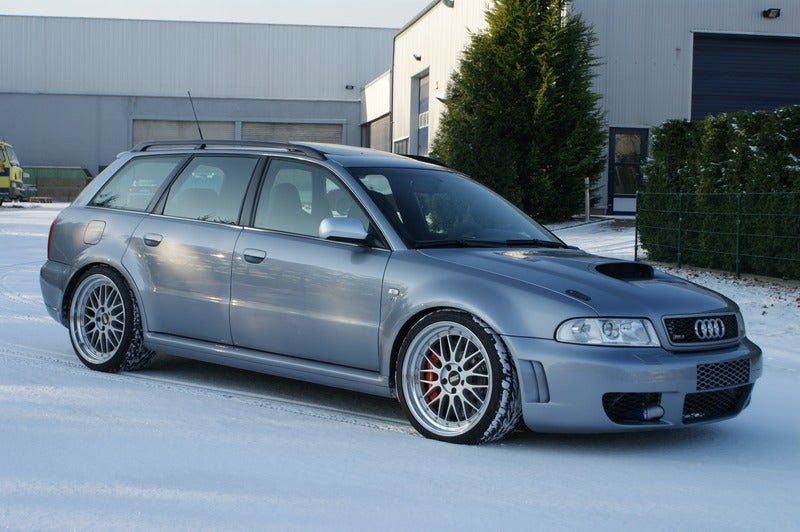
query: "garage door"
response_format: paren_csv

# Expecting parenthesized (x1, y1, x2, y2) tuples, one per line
(692, 34, 800, 120)
(242, 122, 342, 143)
(132, 120, 235, 146)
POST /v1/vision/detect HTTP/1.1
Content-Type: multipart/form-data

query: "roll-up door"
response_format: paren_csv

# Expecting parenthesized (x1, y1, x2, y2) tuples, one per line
(242, 122, 342, 143)
(132, 120, 235, 146)
(692, 34, 800, 120)
(365, 115, 390, 152)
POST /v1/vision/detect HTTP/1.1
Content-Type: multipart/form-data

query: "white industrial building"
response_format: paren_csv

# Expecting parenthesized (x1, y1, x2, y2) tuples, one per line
(379, 0, 800, 214)
(0, 15, 394, 175)
(3, 2, 798, 213)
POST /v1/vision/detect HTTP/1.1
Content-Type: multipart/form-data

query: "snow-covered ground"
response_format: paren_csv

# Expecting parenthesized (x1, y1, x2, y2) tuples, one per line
(1, 204, 798, 531)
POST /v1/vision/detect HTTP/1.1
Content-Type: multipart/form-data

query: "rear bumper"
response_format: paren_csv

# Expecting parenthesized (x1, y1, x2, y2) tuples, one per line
(40, 259, 72, 326)
(503, 335, 762, 433)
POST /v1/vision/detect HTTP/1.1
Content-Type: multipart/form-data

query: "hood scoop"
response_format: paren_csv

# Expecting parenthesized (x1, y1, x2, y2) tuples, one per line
(595, 261, 654, 281)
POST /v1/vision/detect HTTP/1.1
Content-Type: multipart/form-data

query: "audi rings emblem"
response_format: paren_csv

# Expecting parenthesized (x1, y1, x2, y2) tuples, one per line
(694, 318, 726, 340)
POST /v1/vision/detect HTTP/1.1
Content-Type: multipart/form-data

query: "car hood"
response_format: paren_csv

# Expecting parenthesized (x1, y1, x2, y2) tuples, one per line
(418, 248, 736, 317)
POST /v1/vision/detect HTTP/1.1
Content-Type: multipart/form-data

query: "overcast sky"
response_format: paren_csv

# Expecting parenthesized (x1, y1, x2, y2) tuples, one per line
(0, 0, 434, 28)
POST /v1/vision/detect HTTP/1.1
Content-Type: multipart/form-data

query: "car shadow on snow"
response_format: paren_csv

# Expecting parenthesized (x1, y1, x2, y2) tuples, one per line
(140, 354, 406, 421)
(139, 354, 766, 459)
(500, 422, 757, 462)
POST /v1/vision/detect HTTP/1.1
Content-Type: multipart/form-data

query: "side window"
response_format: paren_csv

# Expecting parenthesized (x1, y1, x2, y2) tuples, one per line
(90, 156, 183, 212)
(253, 159, 368, 237)
(163, 156, 257, 224)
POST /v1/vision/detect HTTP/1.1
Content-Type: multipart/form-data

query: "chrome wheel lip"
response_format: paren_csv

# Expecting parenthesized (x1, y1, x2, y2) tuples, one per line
(69, 274, 126, 364)
(401, 321, 492, 438)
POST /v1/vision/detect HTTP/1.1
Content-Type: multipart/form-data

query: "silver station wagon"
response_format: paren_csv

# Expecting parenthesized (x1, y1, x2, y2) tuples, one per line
(41, 141, 762, 444)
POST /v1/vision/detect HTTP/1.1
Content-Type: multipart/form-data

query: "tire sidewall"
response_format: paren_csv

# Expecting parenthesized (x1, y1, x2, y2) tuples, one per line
(397, 310, 508, 444)
(68, 266, 135, 372)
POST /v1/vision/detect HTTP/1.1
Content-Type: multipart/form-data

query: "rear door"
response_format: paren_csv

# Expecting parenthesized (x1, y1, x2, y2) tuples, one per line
(124, 155, 259, 344)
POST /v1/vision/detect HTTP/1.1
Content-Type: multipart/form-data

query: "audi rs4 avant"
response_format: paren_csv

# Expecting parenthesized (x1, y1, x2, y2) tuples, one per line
(41, 141, 762, 444)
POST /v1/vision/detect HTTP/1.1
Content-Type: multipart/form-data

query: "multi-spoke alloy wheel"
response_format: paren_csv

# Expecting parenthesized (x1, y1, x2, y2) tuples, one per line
(68, 266, 152, 372)
(397, 311, 521, 444)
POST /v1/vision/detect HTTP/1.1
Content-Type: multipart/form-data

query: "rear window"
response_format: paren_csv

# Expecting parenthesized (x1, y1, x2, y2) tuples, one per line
(90, 156, 183, 212)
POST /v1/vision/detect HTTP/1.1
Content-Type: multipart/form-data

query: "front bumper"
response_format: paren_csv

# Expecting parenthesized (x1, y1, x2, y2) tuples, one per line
(503, 335, 762, 433)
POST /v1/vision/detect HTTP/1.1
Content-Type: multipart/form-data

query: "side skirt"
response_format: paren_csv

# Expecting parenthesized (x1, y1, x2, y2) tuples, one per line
(144, 332, 395, 398)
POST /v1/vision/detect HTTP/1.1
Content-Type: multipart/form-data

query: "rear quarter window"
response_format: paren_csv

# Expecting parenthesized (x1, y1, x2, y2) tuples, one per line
(90, 156, 184, 212)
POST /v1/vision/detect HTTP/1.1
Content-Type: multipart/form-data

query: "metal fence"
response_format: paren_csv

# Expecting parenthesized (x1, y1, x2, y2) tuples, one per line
(635, 191, 800, 279)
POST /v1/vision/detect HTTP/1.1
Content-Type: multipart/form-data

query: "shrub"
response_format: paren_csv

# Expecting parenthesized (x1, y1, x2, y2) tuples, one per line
(638, 106, 800, 279)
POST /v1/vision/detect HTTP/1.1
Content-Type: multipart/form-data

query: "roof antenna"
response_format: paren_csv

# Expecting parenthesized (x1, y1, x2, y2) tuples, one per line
(187, 91, 204, 140)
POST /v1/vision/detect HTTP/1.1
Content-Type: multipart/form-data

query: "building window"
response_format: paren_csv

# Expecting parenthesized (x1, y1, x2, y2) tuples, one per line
(393, 138, 409, 155)
(416, 75, 430, 156)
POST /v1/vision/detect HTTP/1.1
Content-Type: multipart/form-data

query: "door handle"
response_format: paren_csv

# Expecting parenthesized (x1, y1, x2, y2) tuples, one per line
(243, 248, 267, 264)
(143, 233, 163, 247)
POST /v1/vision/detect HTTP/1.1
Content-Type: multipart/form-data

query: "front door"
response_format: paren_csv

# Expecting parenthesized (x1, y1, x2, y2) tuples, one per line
(230, 158, 389, 371)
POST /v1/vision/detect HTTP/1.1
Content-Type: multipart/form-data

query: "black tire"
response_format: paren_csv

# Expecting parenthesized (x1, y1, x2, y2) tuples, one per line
(68, 266, 154, 372)
(396, 310, 522, 444)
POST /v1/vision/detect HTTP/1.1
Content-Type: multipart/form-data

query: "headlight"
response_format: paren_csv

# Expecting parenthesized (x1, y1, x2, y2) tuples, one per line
(556, 318, 661, 347)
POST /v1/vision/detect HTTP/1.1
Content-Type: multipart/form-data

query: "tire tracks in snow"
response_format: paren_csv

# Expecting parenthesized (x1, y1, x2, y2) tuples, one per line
(0, 262, 51, 324)
(0, 343, 415, 436)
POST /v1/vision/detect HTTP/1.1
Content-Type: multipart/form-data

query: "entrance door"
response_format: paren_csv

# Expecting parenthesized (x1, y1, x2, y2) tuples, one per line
(607, 128, 648, 215)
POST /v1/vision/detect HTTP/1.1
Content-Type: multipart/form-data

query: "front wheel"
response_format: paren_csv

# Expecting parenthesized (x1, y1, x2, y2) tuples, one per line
(68, 266, 154, 372)
(396, 311, 522, 444)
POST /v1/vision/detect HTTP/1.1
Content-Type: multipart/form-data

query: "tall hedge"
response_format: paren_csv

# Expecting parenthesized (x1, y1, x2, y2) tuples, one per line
(638, 105, 800, 279)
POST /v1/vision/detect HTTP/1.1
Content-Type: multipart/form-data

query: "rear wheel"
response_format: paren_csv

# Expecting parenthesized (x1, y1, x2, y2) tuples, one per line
(68, 266, 154, 372)
(396, 310, 521, 444)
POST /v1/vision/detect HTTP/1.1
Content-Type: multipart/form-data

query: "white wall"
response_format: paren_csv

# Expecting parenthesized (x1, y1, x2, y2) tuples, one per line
(578, 0, 800, 128)
(392, 1, 491, 147)
(0, 15, 394, 101)
(362, 70, 391, 123)
(389, 0, 800, 150)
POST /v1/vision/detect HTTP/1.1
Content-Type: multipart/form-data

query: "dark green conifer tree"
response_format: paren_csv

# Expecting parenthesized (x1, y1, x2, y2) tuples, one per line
(431, 0, 606, 220)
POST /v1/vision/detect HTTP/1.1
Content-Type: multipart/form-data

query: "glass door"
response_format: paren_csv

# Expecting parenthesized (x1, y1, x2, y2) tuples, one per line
(607, 128, 648, 214)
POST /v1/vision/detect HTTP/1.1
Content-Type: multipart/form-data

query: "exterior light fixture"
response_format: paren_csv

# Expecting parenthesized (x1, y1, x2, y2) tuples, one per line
(762, 8, 781, 18)
(413, 53, 422, 61)
(442, 0, 455, 7)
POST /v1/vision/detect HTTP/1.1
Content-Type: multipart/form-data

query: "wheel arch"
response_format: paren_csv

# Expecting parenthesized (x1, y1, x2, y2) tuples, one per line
(392, 307, 523, 443)
(387, 305, 518, 394)
(62, 261, 145, 328)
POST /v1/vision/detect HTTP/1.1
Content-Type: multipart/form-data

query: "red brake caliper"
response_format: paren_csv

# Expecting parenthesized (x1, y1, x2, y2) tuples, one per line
(422, 349, 441, 409)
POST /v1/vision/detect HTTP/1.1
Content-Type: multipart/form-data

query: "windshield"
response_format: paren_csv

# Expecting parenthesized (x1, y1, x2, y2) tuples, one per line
(347, 166, 565, 249)
(6, 146, 19, 166)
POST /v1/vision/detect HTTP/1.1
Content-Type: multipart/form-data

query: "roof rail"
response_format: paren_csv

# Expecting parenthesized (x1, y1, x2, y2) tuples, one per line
(129, 140, 327, 160)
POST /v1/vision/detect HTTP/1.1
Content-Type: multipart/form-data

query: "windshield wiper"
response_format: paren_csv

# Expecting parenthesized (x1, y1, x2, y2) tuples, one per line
(414, 239, 503, 249)
(415, 238, 572, 249)
(503, 239, 572, 249)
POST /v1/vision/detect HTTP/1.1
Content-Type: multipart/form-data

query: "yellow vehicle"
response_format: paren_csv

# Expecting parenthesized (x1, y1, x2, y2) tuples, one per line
(0, 141, 25, 205)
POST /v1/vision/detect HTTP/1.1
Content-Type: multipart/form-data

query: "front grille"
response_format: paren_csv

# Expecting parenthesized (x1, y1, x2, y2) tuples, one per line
(682, 384, 753, 424)
(697, 358, 750, 390)
(603, 392, 662, 424)
(663, 314, 739, 345)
